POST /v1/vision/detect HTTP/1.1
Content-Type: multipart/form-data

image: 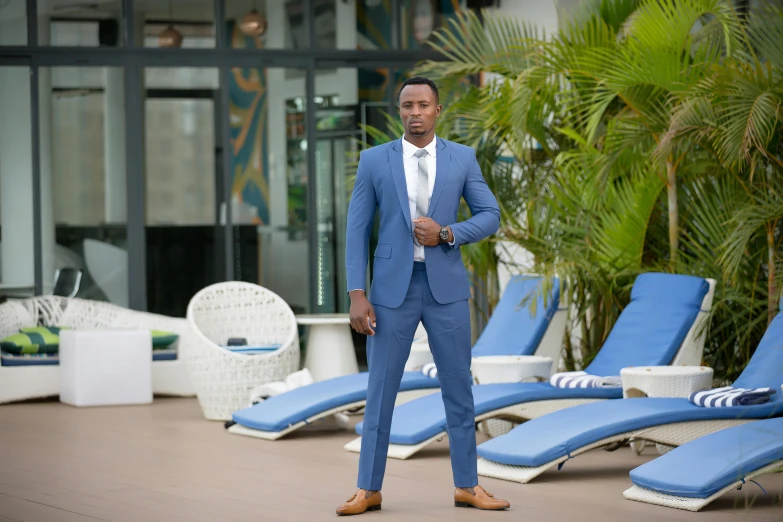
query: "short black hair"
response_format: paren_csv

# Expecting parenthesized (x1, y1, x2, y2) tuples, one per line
(398, 76, 439, 103)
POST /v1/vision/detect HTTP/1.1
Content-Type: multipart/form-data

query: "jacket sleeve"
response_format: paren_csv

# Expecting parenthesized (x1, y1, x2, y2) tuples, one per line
(345, 152, 377, 293)
(448, 149, 500, 247)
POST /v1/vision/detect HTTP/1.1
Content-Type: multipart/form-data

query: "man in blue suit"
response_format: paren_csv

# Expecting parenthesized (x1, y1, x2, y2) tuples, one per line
(336, 76, 510, 515)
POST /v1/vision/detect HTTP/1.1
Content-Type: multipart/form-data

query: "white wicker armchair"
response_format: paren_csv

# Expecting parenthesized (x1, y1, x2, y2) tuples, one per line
(185, 282, 300, 421)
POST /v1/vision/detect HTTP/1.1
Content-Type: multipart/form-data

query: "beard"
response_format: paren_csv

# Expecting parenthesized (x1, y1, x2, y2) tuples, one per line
(407, 125, 426, 136)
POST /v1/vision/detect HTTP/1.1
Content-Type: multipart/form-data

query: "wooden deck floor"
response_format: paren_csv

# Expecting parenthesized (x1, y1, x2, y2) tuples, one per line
(0, 397, 781, 521)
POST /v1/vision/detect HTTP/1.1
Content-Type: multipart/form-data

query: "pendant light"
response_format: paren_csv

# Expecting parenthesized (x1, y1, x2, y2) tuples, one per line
(158, 0, 183, 48)
(239, 0, 267, 37)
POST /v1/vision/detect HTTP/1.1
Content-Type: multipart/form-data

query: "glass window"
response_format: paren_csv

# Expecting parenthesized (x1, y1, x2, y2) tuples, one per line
(139, 0, 215, 48)
(224, 0, 314, 49)
(229, 66, 310, 314)
(313, 67, 398, 314)
(357, 0, 394, 50)
(357, 0, 463, 51)
(145, 98, 216, 226)
(400, 0, 463, 50)
(145, 67, 219, 90)
(0, 0, 27, 45)
(143, 67, 222, 317)
(0, 66, 35, 296)
(44, 66, 129, 305)
(39, 1, 124, 46)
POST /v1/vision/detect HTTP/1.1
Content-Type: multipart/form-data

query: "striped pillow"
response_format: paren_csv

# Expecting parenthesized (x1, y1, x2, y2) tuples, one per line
(1, 326, 63, 355)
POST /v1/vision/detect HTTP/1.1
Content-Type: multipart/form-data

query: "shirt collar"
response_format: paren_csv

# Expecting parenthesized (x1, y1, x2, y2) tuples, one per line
(401, 134, 437, 159)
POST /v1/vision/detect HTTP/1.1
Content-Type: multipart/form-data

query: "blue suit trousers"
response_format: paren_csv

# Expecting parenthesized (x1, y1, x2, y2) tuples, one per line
(357, 262, 478, 490)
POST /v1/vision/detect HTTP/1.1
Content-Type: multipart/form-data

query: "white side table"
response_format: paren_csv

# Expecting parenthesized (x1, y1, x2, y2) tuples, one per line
(60, 329, 152, 407)
(620, 366, 714, 398)
(472, 355, 552, 438)
(297, 314, 359, 381)
(621, 365, 714, 455)
(471, 355, 553, 385)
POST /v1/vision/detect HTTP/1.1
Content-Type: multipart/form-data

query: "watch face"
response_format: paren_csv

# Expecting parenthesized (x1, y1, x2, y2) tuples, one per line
(440, 227, 449, 240)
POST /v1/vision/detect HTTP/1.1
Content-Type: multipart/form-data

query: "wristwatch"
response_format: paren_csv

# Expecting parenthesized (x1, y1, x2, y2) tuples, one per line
(439, 225, 450, 243)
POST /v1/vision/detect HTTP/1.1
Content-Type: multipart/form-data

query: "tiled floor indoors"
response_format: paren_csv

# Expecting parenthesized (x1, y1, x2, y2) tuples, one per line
(0, 398, 781, 521)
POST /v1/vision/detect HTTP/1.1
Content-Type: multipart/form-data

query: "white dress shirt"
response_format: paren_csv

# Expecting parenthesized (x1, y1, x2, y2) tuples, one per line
(401, 134, 439, 261)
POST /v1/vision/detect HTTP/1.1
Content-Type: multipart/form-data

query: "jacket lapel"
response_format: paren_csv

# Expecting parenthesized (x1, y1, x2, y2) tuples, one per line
(389, 140, 412, 232)
(428, 138, 450, 217)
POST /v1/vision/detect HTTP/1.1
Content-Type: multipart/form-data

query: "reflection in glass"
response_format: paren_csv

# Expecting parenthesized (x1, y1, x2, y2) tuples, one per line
(145, 99, 215, 226)
(143, 68, 222, 316)
(225, 0, 315, 50)
(45, 67, 129, 305)
(38, 0, 123, 46)
(230, 65, 310, 314)
(313, 68, 388, 314)
(0, 0, 27, 45)
(140, 0, 215, 48)
(0, 66, 35, 295)
(401, 0, 463, 50)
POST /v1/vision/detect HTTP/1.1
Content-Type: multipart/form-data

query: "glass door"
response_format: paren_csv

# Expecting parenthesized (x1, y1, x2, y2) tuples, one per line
(312, 103, 360, 313)
(143, 67, 223, 317)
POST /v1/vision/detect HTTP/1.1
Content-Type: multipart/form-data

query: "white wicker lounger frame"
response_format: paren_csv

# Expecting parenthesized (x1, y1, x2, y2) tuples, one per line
(622, 460, 783, 512)
(477, 418, 752, 484)
(344, 279, 717, 459)
(0, 296, 196, 404)
(227, 388, 439, 441)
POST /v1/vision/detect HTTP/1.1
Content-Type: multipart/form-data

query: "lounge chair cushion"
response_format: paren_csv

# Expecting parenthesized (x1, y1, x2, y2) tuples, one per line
(629, 418, 783, 498)
(471, 276, 560, 357)
(357, 272, 711, 446)
(732, 307, 783, 391)
(232, 371, 439, 433)
(0, 348, 177, 366)
(584, 273, 709, 376)
(477, 304, 783, 468)
(355, 382, 622, 445)
(1, 326, 63, 354)
(151, 329, 179, 349)
(476, 396, 783, 467)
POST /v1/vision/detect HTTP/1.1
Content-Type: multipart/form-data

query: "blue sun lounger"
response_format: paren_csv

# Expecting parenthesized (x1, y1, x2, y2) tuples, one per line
(623, 417, 783, 511)
(345, 273, 715, 459)
(474, 298, 783, 484)
(227, 275, 566, 440)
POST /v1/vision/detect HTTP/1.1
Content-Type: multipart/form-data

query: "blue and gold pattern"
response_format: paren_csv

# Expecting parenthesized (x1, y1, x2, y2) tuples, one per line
(227, 21, 268, 225)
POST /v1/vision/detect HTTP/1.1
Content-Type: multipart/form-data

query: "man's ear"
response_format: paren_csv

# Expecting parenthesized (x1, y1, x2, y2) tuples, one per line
(436, 104, 442, 115)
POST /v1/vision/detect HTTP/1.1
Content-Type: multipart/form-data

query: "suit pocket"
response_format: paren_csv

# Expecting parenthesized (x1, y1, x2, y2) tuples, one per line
(374, 244, 392, 259)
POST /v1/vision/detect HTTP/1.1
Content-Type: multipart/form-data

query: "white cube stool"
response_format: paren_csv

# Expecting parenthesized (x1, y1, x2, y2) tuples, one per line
(60, 329, 152, 407)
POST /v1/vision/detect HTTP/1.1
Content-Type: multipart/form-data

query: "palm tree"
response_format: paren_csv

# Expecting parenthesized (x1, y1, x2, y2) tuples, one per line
(390, 0, 782, 378)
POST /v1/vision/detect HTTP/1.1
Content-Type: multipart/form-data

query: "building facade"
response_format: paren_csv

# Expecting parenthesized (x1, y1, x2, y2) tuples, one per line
(0, 0, 563, 318)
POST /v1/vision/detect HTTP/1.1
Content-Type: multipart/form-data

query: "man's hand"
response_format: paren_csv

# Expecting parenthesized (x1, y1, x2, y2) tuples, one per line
(349, 290, 376, 336)
(413, 217, 450, 246)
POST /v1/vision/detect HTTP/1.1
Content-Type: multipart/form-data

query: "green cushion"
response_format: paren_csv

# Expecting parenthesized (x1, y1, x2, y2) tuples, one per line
(151, 329, 179, 349)
(1, 327, 178, 354)
(1, 326, 62, 355)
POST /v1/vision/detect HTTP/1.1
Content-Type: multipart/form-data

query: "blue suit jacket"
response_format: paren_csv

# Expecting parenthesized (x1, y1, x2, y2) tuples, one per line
(346, 137, 500, 309)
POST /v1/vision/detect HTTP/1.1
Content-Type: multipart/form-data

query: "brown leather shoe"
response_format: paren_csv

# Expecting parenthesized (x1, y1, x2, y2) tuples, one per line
(336, 489, 382, 516)
(454, 485, 510, 510)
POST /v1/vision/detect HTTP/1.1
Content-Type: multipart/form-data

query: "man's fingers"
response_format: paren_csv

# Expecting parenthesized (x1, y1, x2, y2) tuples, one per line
(369, 307, 377, 328)
(350, 316, 361, 333)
